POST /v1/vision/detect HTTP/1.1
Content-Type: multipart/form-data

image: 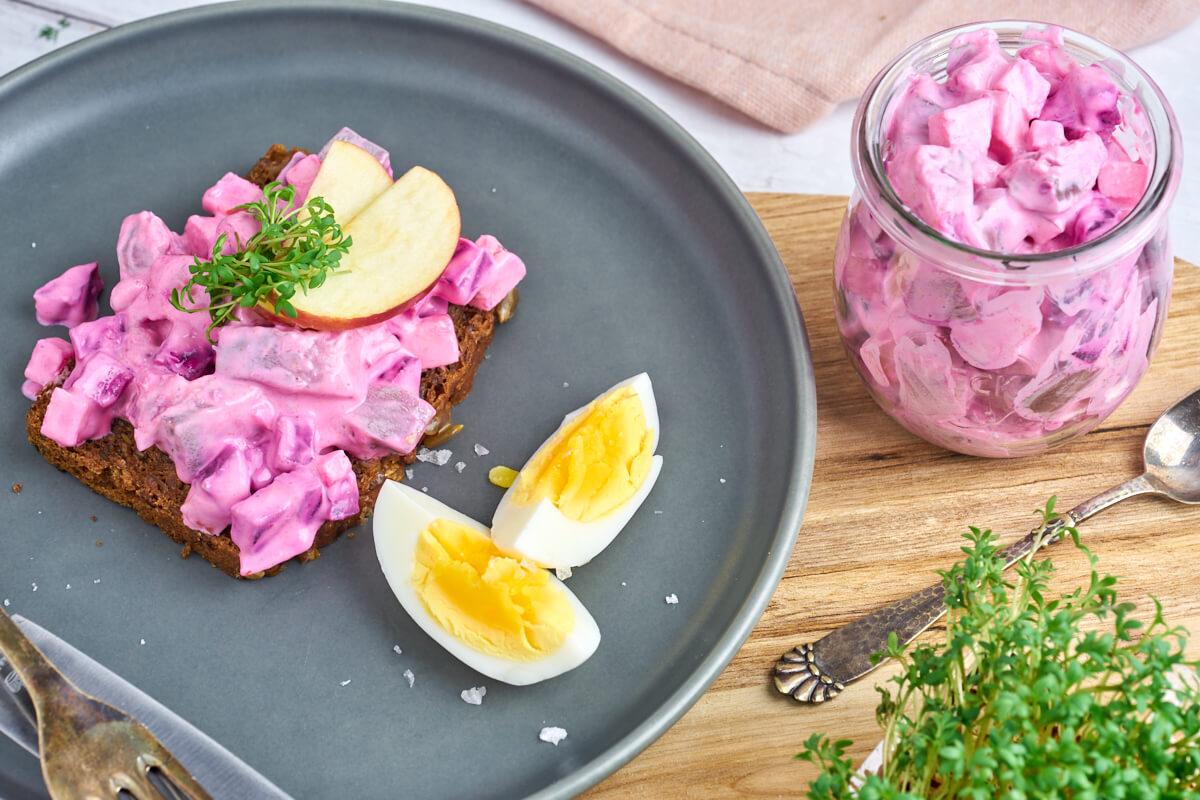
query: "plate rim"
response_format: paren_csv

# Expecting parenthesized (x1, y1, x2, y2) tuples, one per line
(0, 2, 818, 797)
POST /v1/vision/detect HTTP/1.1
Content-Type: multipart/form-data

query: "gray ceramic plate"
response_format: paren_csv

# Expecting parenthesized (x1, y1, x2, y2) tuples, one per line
(0, 2, 815, 797)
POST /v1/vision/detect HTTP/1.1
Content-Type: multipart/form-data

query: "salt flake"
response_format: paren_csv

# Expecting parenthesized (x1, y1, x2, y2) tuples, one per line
(539, 726, 568, 746)
(417, 447, 452, 466)
(473, 443, 489, 457)
(393, 645, 403, 656)
(461, 686, 487, 705)
(665, 593, 679, 605)
(455, 461, 466, 473)
(340, 679, 351, 687)
(403, 669, 415, 688)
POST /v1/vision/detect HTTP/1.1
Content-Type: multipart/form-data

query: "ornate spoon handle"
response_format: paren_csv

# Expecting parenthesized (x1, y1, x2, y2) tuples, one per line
(775, 476, 1157, 703)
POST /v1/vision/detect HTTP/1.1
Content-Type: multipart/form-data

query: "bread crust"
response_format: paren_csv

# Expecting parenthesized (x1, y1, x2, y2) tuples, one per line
(24, 146, 501, 578)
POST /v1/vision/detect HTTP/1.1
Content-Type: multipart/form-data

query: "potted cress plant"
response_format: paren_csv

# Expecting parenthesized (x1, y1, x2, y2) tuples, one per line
(798, 499, 1200, 798)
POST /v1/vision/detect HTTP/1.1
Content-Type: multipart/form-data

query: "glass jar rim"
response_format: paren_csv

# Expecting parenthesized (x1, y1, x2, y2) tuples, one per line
(851, 20, 1182, 283)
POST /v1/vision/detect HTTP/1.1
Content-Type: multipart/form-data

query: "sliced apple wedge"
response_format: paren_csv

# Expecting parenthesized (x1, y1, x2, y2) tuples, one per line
(301, 140, 393, 226)
(276, 165, 461, 330)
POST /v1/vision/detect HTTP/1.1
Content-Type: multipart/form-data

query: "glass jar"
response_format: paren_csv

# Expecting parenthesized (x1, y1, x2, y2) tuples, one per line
(834, 21, 1182, 457)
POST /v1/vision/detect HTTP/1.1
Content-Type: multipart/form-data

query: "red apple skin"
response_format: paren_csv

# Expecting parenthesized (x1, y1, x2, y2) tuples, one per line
(262, 166, 462, 331)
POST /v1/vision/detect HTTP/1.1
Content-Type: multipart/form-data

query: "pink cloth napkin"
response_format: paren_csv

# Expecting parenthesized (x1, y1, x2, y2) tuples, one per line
(524, 0, 1198, 132)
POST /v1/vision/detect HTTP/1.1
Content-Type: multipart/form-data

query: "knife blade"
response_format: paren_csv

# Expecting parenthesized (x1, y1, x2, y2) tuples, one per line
(0, 614, 294, 800)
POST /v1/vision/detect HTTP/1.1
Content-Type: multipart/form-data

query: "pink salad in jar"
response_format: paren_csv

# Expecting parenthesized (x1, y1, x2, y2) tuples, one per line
(835, 23, 1181, 457)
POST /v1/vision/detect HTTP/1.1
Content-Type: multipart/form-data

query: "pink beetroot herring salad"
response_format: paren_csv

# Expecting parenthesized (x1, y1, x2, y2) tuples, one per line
(835, 26, 1171, 456)
(23, 129, 525, 575)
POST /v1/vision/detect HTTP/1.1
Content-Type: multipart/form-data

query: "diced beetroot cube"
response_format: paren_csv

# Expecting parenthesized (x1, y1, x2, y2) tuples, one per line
(946, 29, 1010, 94)
(1097, 160, 1149, 203)
(150, 255, 200, 303)
(1003, 132, 1107, 213)
(269, 415, 317, 472)
(1018, 41, 1073, 91)
(68, 316, 124, 361)
(201, 173, 263, 216)
(116, 212, 175, 280)
(972, 156, 1004, 188)
(1027, 119, 1066, 150)
(949, 288, 1044, 370)
(342, 384, 435, 456)
(469, 235, 527, 311)
(886, 74, 953, 145)
(69, 352, 133, 408)
(1071, 194, 1123, 244)
(1040, 64, 1121, 141)
(318, 127, 393, 178)
(153, 324, 215, 380)
(34, 262, 103, 328)
(279, 154, 321, 205)
(973, 191, 1063, 251)
(40, 386, 111, 447)
(903, 265, 976, 324)
(433, 238, 484, 305)
(180, 447, 253, 536)
(988, 90, 1028, 163)
(929, 96, 995, 155)
(182, 215, 223, 258)
(386, 312, 458, 370)
(230, 469, 326, 576)
(311, 450, 359, 521)
(23, 338, 74, 398)
(992, 59, 1050, 119)
(887, 145, 975, 239)
(214, 211, 260, 253)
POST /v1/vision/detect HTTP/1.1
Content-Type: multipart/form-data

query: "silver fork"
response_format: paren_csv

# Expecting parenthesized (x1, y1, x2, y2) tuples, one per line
(0, 607, 212, 800)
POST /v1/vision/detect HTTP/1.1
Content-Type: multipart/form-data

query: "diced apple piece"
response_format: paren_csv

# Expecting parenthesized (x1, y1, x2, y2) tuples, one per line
(301, 140, 394, 225)
(278, 165, 461, 330)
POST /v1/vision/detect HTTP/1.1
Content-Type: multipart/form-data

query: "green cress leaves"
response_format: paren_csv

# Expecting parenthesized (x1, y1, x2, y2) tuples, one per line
(169, 182, 352, 340)
(798, 498, 1200, 799)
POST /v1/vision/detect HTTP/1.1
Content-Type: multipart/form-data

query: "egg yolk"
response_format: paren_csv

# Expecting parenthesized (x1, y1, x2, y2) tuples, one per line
(511, 386, 653, 521)
(412, 518, 575, 660)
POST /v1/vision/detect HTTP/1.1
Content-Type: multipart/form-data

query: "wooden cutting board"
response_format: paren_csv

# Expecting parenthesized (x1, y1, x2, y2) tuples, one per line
(585, 193, 1200, 798)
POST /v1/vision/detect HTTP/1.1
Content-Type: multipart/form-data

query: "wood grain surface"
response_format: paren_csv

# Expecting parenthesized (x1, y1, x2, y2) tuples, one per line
(586, 193, 1200, 798)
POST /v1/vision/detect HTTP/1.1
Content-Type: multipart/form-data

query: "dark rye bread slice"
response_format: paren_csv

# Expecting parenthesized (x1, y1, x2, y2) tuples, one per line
(25, 145, 503, 578)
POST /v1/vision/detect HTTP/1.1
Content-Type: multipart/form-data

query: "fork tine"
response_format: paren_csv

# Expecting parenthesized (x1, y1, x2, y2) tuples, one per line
(109, 762, 163, 800)
(145, 746, 213, 800)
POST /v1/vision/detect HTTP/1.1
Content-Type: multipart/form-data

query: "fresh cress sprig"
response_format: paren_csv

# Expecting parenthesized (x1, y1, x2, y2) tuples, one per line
(169, 181, 352, 341)
(798, 497, 1200, 799)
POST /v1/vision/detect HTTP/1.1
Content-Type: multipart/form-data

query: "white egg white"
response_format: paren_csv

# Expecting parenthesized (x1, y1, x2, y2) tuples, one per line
(491, 372, 663, 570)
(373, 479, 601, 686)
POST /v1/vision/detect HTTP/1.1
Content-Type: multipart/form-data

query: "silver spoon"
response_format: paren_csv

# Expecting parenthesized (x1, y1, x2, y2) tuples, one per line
(775, 385, 1200, 703)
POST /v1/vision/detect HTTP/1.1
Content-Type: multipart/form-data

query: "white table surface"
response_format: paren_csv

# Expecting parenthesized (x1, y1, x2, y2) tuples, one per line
(4, 0, 1199, 264)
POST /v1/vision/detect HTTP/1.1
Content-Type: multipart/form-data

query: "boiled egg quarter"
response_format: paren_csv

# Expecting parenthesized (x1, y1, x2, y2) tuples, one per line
(373, 480, 600, 686)
(491, 373, 663, 570)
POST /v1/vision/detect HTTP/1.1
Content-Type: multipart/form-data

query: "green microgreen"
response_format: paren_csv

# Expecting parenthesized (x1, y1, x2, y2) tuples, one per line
(38, 17, 70, 41)
(797, 498, 1200, 798)
(169, 181, 351, 341)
